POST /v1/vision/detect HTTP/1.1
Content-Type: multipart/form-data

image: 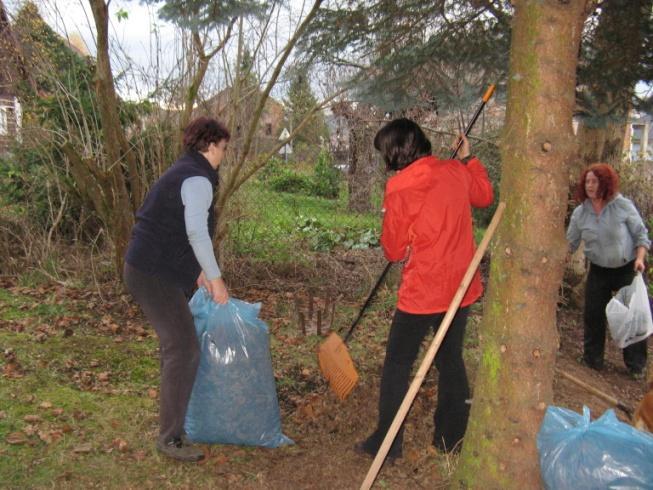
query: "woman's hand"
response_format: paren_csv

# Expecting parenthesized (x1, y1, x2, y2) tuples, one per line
(197, 271, 210, 290)
(634, 246, 647, 273)
(453, 133, 471, 160)
(207, 277, 229, 304)
(197, 271, 229, 304)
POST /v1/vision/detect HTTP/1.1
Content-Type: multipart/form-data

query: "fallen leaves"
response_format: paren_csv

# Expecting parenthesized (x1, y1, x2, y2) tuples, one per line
(6, 431, 29, 445)
(2, 349, 24, 379)
(73, 443, 93, 454)
(111, 438, 129, 452)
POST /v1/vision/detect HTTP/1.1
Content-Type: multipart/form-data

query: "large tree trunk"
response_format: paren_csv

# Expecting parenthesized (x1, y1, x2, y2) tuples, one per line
(453, 1, 589, 488)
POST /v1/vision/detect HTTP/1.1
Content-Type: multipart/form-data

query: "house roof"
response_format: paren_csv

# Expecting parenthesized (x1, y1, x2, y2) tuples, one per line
(0, 0, 24, 96)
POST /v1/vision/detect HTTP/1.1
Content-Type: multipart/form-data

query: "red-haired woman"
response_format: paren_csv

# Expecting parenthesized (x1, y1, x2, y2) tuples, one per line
(567, 163, 650, 377)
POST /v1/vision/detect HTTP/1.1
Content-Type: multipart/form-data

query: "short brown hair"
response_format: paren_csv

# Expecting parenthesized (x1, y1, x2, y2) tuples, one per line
(576, 163, 619, 202)
(183, 117, 230, 152)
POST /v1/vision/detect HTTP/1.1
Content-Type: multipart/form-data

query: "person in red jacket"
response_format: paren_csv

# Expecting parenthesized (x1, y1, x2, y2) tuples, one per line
(356, 118, 493, 460)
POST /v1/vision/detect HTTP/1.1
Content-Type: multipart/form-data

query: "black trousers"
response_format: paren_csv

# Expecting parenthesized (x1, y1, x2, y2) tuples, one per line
(584, 261, 647, 372)
(363, 307, 470, 457)
(123, 263, 200, 443)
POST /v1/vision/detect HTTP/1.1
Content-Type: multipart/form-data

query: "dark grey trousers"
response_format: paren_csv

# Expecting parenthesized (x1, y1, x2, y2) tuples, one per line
(123, 262, 200, 443)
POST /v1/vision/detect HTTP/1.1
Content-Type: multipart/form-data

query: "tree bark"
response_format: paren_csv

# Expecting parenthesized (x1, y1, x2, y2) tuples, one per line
(87, 0, 137, 275)
(347, 116, 376, 213)
(453, 1, 590, 488)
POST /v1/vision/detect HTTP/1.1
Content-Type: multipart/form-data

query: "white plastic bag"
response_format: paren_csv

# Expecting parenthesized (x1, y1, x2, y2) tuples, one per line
(606, 273, 653, 348)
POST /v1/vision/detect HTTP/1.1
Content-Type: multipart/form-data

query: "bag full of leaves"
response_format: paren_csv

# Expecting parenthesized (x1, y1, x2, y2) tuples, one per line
(184, 289, 293, 448)
(537, 405, 653, 489)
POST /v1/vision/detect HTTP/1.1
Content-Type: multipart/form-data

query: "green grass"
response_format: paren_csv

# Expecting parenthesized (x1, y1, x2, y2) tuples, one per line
(226, 180, 381, 261)
(0, 288, 71, 321)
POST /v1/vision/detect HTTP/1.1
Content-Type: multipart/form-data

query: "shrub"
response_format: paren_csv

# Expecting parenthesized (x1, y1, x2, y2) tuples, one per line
(269, 168, 313, 194)
(310, 150, 340, 199)
(257, 156, 285, 183)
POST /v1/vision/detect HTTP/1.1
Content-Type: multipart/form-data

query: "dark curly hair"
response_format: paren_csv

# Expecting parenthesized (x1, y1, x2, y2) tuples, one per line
(374, 118, 432, 171)
(183, 116, 230, 153)
(576, 163, 619, 202)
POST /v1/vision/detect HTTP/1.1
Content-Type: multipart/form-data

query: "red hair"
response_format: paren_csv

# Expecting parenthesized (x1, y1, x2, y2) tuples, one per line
(576, 163, 619, 202)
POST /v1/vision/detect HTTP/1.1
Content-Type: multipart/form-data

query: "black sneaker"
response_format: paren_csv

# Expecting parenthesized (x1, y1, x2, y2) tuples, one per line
(156, 437, 204, 462)
(579, 356, 604, 371)
(354, 441, 401, 464)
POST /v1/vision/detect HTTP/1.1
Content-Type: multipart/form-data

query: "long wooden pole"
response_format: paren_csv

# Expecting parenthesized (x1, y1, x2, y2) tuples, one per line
(556, 368, 633, 417)
(360, 202, 506, 490)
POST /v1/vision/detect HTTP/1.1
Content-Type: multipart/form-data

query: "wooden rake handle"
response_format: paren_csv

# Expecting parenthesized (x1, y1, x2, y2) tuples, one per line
(360, 202, 506, 490)
(556, 368, 633, 418)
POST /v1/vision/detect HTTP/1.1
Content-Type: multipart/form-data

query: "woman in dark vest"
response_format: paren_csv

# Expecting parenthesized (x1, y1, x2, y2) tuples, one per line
(124, 116, 230, 461)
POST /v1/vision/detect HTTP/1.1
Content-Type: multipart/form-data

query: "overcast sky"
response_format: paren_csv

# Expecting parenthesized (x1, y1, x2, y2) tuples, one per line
(5, 0, 182, 100)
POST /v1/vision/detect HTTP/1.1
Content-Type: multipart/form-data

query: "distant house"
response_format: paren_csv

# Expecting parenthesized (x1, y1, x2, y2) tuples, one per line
(0, 0, 23, 154)
(624, 111, 653, 161)
(198, 86, 285, 154)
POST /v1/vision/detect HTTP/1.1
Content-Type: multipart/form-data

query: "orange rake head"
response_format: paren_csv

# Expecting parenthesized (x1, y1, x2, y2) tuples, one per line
(317, 332, 359, 400)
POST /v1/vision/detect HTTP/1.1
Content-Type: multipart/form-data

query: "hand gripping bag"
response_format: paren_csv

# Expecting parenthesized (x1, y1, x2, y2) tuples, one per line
(537, 405, 653, 489)
(606, 273, 653, 348)
(184, 289, 293, 447)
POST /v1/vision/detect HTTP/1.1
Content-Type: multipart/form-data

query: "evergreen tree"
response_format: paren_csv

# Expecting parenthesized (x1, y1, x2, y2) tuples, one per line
(285, 66, 328, 148)
(453, 1, 591, 486)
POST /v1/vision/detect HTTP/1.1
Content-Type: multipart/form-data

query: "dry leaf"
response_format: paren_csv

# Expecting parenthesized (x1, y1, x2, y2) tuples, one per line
(6, 432, 28, 445)
(97, 372, 111, 382)
(24, 414, 42, 423)
(112, 438, 129, 452)
(132, 450, 147, 461)
(39, 401, 53, 409)
(38, 430, 52, 444)
(147, 388, 158, 399)
(213, 453, 229, 465)
(73, 443, 93, 453)
(23, 425, 37, 436)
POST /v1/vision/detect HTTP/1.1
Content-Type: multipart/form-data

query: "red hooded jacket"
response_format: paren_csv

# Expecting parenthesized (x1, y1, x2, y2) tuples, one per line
(381, 155, 494, 314)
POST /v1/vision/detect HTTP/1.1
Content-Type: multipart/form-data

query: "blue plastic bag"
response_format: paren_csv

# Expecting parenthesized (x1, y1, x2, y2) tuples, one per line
(537, 405, 653, 489)
(184, 289, 293, 448)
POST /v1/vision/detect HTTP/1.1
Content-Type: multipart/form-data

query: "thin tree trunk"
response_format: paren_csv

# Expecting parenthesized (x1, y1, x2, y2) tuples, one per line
(87, 0, 136, 275)
(453, 1, 590, 488)
(347, 120, 375, 213)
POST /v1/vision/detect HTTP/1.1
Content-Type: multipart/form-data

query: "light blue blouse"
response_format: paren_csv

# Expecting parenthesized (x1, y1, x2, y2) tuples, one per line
(567, 193, 651, 268)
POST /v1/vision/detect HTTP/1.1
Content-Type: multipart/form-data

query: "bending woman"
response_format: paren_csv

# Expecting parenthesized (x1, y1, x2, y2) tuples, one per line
(566, 163, 650, 377)
(124, 116, 230, 461)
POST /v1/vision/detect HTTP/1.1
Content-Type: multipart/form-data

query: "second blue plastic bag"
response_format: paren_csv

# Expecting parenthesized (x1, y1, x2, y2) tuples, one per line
(537, 405, 653, 489)
(184, 289, 293, 448)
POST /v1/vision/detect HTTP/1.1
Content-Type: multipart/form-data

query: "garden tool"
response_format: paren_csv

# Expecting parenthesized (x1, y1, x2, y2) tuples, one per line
(556, 368, 633, 417)
(361, 201, 505, 490)
(317, 84, 496, 401)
